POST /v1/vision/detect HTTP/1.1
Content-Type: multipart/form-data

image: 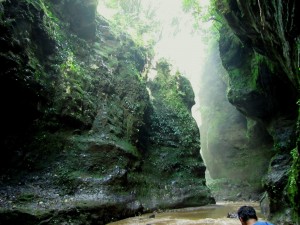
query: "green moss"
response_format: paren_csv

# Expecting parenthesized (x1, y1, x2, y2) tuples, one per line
(250, 53, 262, 89)
(287, 148, 299, 221)
(114, 138, 141, 158)
(25, 0, 64, 41)
(226, 52, 266, 92)
(16, 193, 38, 203)
(23, 132, 71, 170)
(148, 59, 199, 148)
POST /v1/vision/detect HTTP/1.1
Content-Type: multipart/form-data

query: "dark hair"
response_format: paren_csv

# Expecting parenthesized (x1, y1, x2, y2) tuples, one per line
(237, 206, 258, 221)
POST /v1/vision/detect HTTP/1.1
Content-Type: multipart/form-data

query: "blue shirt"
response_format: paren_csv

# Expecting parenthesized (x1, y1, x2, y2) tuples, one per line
(254, 222, 274, 225)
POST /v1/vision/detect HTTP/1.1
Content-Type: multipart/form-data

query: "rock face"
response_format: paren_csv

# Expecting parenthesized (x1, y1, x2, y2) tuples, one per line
(0, 0, 214, 224)
(198, 45, 274, 201)
(130, 60, 215, 210)
(216, 0, 299, 223)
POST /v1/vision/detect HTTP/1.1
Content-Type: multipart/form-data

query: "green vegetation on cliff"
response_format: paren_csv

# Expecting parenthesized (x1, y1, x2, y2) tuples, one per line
(0, 0, 214, 224)
(287, 148, 299, 221)
(212, 0, 300, 223)
(147, 59, 198, 148)
(127, 59, 214, 210)
(0, 0, 151, 223)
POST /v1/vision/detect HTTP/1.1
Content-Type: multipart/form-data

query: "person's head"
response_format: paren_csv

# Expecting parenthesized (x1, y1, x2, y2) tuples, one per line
(237, 206, 258, 223)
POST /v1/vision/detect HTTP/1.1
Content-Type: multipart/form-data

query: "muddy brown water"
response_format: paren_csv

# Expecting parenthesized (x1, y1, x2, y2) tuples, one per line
(108, 202, 267, 225)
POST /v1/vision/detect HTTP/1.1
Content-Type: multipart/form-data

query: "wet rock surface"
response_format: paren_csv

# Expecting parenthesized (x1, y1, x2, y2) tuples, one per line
(216, 0, 300, 223)
(0, 0, 214, 224)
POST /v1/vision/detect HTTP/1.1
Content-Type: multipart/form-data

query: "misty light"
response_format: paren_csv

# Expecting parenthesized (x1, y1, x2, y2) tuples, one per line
(97, 0, 213, 125)
(97, 0, 211, 79)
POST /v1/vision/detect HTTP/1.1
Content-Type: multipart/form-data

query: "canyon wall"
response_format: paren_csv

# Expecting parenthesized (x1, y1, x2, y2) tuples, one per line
(216, 0, 299, 223)
(0, 0, 214, 224)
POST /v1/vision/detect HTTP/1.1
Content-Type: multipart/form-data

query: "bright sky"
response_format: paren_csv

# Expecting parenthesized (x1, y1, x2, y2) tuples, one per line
(141, 0, 210, 88)
(147, 0, 208, 73)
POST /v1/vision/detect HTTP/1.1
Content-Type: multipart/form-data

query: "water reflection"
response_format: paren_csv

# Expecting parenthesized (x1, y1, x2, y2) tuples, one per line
(108, 202, 266, 225)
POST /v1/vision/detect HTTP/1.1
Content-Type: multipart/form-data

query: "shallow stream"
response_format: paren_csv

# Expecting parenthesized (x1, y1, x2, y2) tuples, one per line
(108, 202, 266, 225)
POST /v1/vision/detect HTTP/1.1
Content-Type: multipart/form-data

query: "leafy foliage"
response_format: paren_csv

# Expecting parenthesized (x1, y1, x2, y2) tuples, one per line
(181, 0, 222, 32)
(100, 0, 160, 47)
(147, 59, 199, 149)
(287, 148, 299, 220)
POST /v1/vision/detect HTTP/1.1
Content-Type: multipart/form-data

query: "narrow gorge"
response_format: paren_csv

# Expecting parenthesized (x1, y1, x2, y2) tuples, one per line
(0, 0, 299, 225)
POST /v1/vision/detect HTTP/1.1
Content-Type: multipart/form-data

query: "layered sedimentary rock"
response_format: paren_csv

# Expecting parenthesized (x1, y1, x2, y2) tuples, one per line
(216, 0, 299, 223)
(0, 0, 213, 224)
